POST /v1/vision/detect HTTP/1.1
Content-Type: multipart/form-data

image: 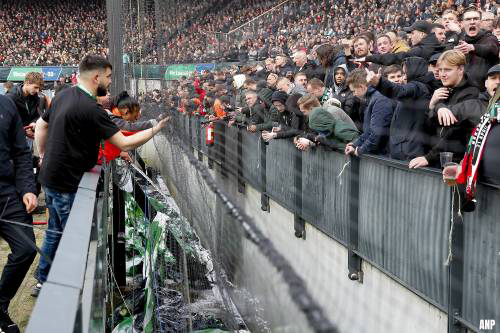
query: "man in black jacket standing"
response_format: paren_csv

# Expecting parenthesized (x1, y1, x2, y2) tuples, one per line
(363, 21, 445, 65)
(6, 72, 44, 142)
(453, 7, 499, 89)
(0, 95, 38, 333)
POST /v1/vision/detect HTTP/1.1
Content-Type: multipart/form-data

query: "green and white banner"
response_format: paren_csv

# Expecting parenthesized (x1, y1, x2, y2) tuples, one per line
(7, 67, 42, 81)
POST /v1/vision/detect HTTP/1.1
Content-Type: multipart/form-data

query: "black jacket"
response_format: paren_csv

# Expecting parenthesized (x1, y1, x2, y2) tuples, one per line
(375, 57, 434, 161)
(366, 34, 445, 65)
(6, 83, 41, 126)
(424, 91, 489, 166)
(434, 74, 480, 111)
(462, 30, 499, 90)
(0, 95, 35, 197)
(295, 61, 324, 80)
(275, 93, 307, 139)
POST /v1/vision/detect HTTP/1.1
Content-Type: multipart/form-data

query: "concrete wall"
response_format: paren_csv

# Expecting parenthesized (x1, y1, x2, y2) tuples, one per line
(140, 138, 448, 333)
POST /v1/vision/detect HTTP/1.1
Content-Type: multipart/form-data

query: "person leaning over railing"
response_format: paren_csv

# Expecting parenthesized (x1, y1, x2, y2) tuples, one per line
(293, 94, 358, 152)
(0, 94, 38, 333)
(32, 55, 169, 297)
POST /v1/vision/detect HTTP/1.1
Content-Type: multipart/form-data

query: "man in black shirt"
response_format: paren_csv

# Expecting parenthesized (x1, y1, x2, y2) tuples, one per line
(0, 95, 37, 333)
(33, 55, 168, 296)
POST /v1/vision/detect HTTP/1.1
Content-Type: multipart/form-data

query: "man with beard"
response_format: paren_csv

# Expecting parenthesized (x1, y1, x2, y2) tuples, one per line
(32, 55, 168, 296)
(454, 7, 499, 89)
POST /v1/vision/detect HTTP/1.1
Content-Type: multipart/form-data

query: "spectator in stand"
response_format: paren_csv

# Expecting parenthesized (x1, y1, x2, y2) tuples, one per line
(267, 73, 279, 90)
(481, 11, 495, 31)
(276, 77, 307, 96)
(294, 94, 357, 151)
(306, 78, 340, 106)
(345, 69, 395, 156)
(363, 21, 445, 65)
(261, 91, 295, 142)
(376, 34, 393, 55)
(433, 64, 500, 172)
(441, 9, 462, 47)
(367, 57, 435, 161)
(294, 72, 308, 88)
(383, 65, 404, 84)
(410, 50, 480, 168)
(307, 106, 359, 150)
(0, 94, 37, 333)
(275, 55, 295, 78)
(428, 53, 442, 81)
(386, 31, 411, 53)
(293, 50, 320, 80)
(454, 7, 499, 89)
(431, 23, 447, 44)
(316, 44, 347, 89)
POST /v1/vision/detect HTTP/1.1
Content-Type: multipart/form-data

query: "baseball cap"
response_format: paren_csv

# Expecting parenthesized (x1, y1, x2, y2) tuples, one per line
(403, 21, 433, 34)
(487, 64, 500, 77)
(429, 53, 442, 64)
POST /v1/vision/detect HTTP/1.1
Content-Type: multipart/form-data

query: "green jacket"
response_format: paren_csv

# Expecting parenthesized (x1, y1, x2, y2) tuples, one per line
(308, 106, 359, 150)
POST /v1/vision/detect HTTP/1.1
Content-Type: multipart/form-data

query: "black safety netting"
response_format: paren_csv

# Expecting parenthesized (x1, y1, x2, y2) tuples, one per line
(103, 1, 500, 333)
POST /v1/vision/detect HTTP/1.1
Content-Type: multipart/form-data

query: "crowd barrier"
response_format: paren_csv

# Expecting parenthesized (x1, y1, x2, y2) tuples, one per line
(26, 168, 108, 333)
(174, 113, 499, 333)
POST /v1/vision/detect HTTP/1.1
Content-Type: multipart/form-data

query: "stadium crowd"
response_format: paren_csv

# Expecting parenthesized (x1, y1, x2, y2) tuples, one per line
(1, 0, 500, 331)
(0, 0, 107, 66)
(151, 3, 500, 199)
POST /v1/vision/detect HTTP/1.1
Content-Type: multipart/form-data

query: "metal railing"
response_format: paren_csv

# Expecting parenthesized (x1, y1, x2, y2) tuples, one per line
(175, 114, 500, 333)
(26, 167, 109, 333)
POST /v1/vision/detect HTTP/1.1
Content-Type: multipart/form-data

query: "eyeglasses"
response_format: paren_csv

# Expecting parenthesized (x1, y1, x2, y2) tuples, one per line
(463, 17, 481, 22)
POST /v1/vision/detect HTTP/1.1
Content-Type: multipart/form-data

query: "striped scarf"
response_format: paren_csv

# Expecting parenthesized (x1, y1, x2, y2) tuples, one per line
(457, 88, 500, 211)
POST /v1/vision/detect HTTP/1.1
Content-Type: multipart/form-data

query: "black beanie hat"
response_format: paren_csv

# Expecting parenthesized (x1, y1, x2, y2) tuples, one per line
(271, 91, 288, 105)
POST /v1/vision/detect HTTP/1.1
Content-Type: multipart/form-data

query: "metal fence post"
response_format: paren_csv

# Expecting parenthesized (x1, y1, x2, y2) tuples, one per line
(294, 146, 305, 239)
(111, 163, 126, 287)
(260, 138, 269, 212)
(196, 117, 203, 161)
(219, 122, 227, 177)
(237, 127, 245, 193)
(448, 188, 465, 333)
(347, 156, 363, 282)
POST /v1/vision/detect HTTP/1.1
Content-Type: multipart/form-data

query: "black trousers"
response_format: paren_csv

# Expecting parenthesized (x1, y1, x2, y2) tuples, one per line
(0, 192, 36, 308)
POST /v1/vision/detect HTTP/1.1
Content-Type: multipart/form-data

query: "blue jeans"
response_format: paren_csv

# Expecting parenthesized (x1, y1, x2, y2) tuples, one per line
(36, 186, 76, 283)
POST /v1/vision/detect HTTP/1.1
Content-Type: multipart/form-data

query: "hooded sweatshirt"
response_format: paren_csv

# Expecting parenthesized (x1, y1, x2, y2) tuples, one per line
(308, 106, 359, 150)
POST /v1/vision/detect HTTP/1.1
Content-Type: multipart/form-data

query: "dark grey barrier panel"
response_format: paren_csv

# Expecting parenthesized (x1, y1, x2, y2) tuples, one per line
(224, 124, 240, 177)
(27, 168, 102, 333)
(190, 115, 198, 148)
(200, 118, 209, 155)
(461, 184, 500, 331)
(265, 139, 297, 213)
(302, 149, 350, 244)
(46, 188, 97, 288)
(358, 157, 450, 309)
(241, 130, 261, 190)
(26, 283, 81, 332)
